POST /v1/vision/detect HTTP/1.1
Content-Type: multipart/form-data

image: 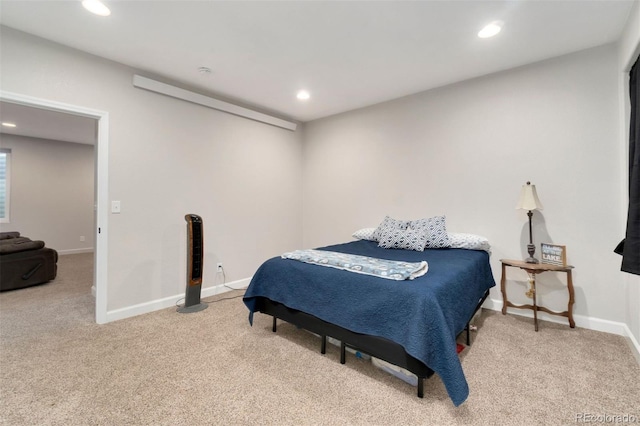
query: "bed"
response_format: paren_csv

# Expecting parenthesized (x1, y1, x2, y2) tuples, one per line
(243, 239, 495, 406)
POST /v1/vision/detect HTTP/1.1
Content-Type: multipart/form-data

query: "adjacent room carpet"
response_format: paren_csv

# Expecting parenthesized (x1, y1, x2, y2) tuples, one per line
(1, 253, 638, 425)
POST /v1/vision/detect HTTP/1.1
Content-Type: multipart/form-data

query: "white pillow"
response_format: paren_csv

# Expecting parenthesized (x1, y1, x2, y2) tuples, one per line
(352, 228, 377, 241)
(448, 233, 491, 253)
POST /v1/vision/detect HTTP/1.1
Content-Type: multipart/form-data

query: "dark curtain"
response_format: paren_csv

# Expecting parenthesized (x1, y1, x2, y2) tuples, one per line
(617, 56, 640, 275)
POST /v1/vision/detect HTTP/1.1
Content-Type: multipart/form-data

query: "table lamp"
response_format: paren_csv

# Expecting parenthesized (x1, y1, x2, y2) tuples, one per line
(516, 181, 543, 263)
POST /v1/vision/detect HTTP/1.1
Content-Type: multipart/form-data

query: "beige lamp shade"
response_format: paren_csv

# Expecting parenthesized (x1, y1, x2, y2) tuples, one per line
(515, 181, 543, 211)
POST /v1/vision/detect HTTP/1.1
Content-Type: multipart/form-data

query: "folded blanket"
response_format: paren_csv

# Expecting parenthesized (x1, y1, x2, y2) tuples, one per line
(281, 249, 428, 280)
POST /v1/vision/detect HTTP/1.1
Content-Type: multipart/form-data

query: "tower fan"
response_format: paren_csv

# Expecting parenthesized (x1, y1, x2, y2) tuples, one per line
(178, 214, 208, 313)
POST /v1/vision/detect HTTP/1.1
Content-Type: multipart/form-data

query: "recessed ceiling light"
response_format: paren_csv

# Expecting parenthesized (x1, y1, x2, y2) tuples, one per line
(478, 21, 503, 39)
(82, 0, 111, 17)
(296, 90, 310, 100)
(1, 122, 16, 128)
(198, 67, 212, 74)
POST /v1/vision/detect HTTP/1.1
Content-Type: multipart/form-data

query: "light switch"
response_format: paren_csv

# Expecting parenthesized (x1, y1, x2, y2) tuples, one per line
(111, 200, 121, 214)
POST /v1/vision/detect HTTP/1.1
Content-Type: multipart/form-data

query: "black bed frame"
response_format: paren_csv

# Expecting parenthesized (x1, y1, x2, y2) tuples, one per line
(253, 288, 490, 398)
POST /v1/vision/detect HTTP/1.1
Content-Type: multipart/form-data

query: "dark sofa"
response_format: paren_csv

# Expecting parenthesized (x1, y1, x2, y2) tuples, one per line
(0, 232, 58, 291)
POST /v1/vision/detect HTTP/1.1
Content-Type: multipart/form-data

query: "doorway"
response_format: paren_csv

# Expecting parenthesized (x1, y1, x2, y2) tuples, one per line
(0, 90, 109, 324)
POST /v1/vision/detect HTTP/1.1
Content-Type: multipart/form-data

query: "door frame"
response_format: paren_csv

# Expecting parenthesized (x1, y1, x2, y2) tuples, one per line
(0, 90, 109, 324)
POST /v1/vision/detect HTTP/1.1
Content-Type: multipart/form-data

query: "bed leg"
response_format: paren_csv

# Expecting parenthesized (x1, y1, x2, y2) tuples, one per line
(466, 322, 471, 346)
(340, 342, 346, 364)
(417, 377, 424, 398)
(272, 316, 277, 333)
(321, 335, 327, 354)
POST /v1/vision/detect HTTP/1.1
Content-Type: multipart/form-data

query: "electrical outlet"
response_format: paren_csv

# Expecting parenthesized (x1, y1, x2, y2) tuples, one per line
(80, 236, 85, 242)
(217, 263, 223, 273)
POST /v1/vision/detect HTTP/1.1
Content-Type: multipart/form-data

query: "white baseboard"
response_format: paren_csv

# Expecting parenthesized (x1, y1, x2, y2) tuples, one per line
(484, 298, 640, 364)
(57, 248, 94, 255)
(100, 287, 639, 365)
(623, 324, 640, 366)
(105, 277, 251, 323)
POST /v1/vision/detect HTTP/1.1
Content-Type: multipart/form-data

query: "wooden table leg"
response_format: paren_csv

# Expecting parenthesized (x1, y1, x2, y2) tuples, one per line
(531, 274, 538, 332)
(501, 263, 508, 315)
(566, 270, 576, 328)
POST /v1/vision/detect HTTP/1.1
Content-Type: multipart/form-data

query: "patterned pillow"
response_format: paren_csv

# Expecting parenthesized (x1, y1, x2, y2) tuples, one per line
(352, 228, 376, 241)
(372, 216, 410, 242)
(448, 233, 491, 253)
(410, 216, 451, 249)
(377, 227, 428, 252)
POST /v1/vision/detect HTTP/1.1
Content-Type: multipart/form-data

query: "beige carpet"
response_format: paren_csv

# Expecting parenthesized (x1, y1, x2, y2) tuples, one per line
(1, 253, 638, 425)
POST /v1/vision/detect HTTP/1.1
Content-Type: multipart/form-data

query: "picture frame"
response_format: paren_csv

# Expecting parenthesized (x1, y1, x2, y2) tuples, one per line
(540, 243, 567, 266)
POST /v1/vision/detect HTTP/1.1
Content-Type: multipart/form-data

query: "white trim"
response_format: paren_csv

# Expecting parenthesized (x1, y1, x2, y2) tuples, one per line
(132, 75, 298, 131)
(105, 277, 251, 323)
(103, 288, 639, 364)
(484, 298, 640, 363)
(0, 90, 109, 325)
(484, 298, 626, 335)
(57, 248, 94, 256)
(94, 108, 109, 324)
(0, 148, 11, 223)
(623, 323, 640, 366)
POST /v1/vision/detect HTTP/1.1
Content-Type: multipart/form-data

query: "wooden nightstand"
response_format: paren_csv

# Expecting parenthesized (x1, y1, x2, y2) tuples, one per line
(500, 259, 575, 332)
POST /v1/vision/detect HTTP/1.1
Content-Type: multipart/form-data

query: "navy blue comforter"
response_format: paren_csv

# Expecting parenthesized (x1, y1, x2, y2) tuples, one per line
(243, 240, 495, 406)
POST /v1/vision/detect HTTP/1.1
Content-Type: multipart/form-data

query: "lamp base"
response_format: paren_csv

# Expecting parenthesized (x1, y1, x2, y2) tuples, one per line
(525, 242, 538, 264)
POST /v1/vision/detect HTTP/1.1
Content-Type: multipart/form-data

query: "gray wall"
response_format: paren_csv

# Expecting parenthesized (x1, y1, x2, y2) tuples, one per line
(302, 44, 627, 327)
(0, 27, 303, 312)
(0, 134, 95, 253)
(1, 20, 637, 345)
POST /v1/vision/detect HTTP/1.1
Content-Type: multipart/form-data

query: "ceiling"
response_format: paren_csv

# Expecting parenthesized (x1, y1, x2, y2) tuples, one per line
(0, 101, 97, 145)
(0, 0, 636, 128)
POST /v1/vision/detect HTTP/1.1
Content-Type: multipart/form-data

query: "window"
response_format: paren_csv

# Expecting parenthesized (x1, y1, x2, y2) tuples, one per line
(0, 148, 10, 223)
